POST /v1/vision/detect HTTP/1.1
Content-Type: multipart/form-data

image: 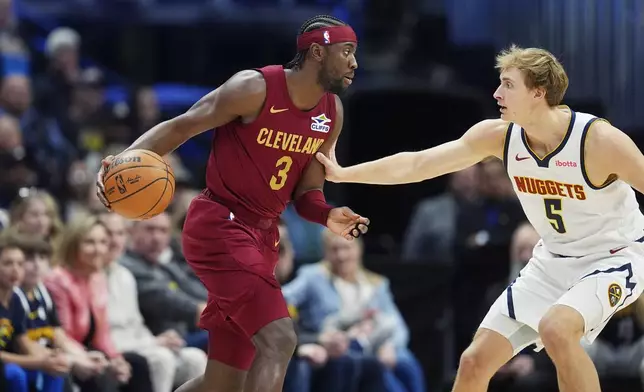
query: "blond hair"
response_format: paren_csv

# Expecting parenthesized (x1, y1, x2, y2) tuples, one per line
(53, 214, 106, 268)
(495, 44, 569, 107)
(9, 189, 64, 245)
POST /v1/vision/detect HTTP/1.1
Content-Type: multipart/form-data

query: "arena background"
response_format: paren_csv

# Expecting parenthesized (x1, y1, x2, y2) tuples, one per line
(3, 0, 644, 391)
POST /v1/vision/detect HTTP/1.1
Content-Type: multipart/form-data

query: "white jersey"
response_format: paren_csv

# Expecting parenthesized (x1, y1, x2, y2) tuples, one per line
(504, 109, 644, 257)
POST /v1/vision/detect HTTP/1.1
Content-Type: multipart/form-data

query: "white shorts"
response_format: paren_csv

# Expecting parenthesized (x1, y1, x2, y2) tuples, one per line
(480, 240, 644, 356)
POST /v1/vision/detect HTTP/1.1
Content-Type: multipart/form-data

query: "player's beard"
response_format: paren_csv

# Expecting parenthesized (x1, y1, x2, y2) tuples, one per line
(318, 64, 346, 95)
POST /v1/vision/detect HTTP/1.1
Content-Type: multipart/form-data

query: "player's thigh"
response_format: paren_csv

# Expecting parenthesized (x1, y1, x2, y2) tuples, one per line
(555, 259, 642, 342)
(479, 292, 541, 358)
(480, 260, 565, 355)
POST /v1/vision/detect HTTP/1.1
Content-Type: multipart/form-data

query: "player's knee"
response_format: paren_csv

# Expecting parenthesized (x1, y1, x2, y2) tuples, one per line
(457, 347, 490, 381)
(253, 318, 297, 361)
(539, 305, 585, 351)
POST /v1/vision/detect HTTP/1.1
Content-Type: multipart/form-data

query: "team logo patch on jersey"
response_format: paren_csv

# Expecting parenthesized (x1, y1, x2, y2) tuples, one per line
(608, 283, 622, 307)
(311, 113, 332, 133)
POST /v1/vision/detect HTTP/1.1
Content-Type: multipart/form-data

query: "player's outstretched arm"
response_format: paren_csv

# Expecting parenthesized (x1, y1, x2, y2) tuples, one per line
(316, 119, 508, 185)
(585, 120, 644, 194)
(125, 70, 267, 157)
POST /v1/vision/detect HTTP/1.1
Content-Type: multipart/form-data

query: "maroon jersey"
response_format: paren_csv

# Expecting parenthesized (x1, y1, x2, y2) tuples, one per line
(205, 65, 337, 218)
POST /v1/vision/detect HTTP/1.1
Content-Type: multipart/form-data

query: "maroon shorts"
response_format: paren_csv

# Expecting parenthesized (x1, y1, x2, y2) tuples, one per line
(181, 191, 289, 370)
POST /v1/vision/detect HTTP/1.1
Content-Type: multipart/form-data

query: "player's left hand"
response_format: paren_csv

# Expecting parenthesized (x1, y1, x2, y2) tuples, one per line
(327, 207, 369, 240)
(315, 152, 346, 183)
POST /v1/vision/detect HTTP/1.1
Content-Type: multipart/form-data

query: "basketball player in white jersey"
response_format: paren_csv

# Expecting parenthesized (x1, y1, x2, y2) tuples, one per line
(315, 44, 644, 392)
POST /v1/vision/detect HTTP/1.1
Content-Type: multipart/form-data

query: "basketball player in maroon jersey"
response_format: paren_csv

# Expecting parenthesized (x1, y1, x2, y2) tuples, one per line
(96, 15, 368, 392)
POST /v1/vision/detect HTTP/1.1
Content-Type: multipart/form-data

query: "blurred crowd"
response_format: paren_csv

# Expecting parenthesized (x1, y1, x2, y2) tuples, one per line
(0, 1, 644, 392)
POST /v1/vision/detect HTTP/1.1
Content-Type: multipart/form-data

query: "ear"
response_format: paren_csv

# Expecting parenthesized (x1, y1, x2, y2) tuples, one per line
(534, 87, 546, 100)
(309, 43, 325, 62)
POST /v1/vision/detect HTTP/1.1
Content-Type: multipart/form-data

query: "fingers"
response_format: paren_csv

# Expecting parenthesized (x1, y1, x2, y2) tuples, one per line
(341, 220, 370, 240)
(96, 156, 114, 210)
(315, 152, 332, 166)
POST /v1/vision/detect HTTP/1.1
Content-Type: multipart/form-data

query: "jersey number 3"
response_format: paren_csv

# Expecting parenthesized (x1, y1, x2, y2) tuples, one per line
(270, 156, 293, 190)
(544, 198, 566, 234)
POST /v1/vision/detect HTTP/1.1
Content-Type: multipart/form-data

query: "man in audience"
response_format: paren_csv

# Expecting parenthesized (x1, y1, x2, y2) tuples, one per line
(119, 212, 207, 350)
(100, 212, 207, 392)
(493, 222, 557, 392)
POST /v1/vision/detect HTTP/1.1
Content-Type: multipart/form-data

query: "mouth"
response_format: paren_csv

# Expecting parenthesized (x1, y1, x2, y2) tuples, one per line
(343, 76, 354, 86)
(499, 104, 507, 113)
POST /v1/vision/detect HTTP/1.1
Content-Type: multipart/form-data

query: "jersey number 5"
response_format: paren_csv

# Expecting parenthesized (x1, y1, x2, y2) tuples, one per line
(544, 198, 566, 234)
(270, 156, 293, 190)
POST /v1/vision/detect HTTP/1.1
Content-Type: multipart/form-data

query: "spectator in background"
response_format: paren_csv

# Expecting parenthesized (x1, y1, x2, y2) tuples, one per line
(100, 212, 207, 392)
(508, 221, 541, 279)
(0, 0, 29, 76)
(119, 212, 208, 351)
(457, 158, 522, 252)
(8, 190, 63, 245)
(452, 158, 524, 356)
(0, 116, 37, 208)
(280, 223, 387, 392)
(0, 74, 77, 200)
(402, 165, 480, 263)
(44, 214, 154, 392)
(130, 86, 161, 139)
(0, 232, 70, 392)
(284, 230, 425, 392)
(492, 222, 556, 392)
(15, 233, 120, 392)
(34, 26, 81, 140)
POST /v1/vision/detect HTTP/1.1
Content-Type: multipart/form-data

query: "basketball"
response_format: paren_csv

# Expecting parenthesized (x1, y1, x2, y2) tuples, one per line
(103, 149, 175, 220)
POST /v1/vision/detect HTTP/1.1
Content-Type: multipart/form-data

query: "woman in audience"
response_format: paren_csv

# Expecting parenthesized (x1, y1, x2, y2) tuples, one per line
(44, 214, 153, 392)
(15, 232, 121, 392)
(8, 189, 63, 246)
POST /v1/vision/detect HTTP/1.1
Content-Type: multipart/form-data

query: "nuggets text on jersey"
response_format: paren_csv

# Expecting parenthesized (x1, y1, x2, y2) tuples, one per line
(513, 176, 586, 200)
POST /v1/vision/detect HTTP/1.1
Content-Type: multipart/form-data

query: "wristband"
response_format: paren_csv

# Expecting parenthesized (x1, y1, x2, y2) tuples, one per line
(294, 190, 333, 226)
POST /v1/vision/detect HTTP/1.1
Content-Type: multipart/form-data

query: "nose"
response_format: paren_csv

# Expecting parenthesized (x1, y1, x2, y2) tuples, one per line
(493, 86, 502, 100)
(350, 56, 358, 70)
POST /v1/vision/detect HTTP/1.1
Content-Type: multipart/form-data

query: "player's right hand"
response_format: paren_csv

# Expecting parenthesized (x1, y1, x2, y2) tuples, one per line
(315, 151, 345, 183)
(96, 155, 115, 209)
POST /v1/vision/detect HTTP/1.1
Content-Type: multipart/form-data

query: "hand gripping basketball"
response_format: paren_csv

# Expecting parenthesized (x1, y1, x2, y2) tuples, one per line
(96, 150, 175, 220)
(96, 155, 115, 209)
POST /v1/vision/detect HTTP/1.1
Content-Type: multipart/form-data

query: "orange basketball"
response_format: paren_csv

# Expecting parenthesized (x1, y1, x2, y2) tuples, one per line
(103, 149, 175, 220)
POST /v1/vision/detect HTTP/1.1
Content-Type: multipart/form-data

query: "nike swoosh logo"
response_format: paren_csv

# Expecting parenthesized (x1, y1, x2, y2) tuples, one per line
(270, 106, 289, 114)
(515, 154, 530, 161)
(274, 239, 280, 247)
(609, 246, 628, 254)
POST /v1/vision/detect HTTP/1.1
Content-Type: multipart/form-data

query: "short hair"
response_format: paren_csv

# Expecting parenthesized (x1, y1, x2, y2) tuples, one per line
(285, 15, 348, 70)
(0, 231, 31, 257)
(19, 236, 52, 259)
(495, 44, 569, 107)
